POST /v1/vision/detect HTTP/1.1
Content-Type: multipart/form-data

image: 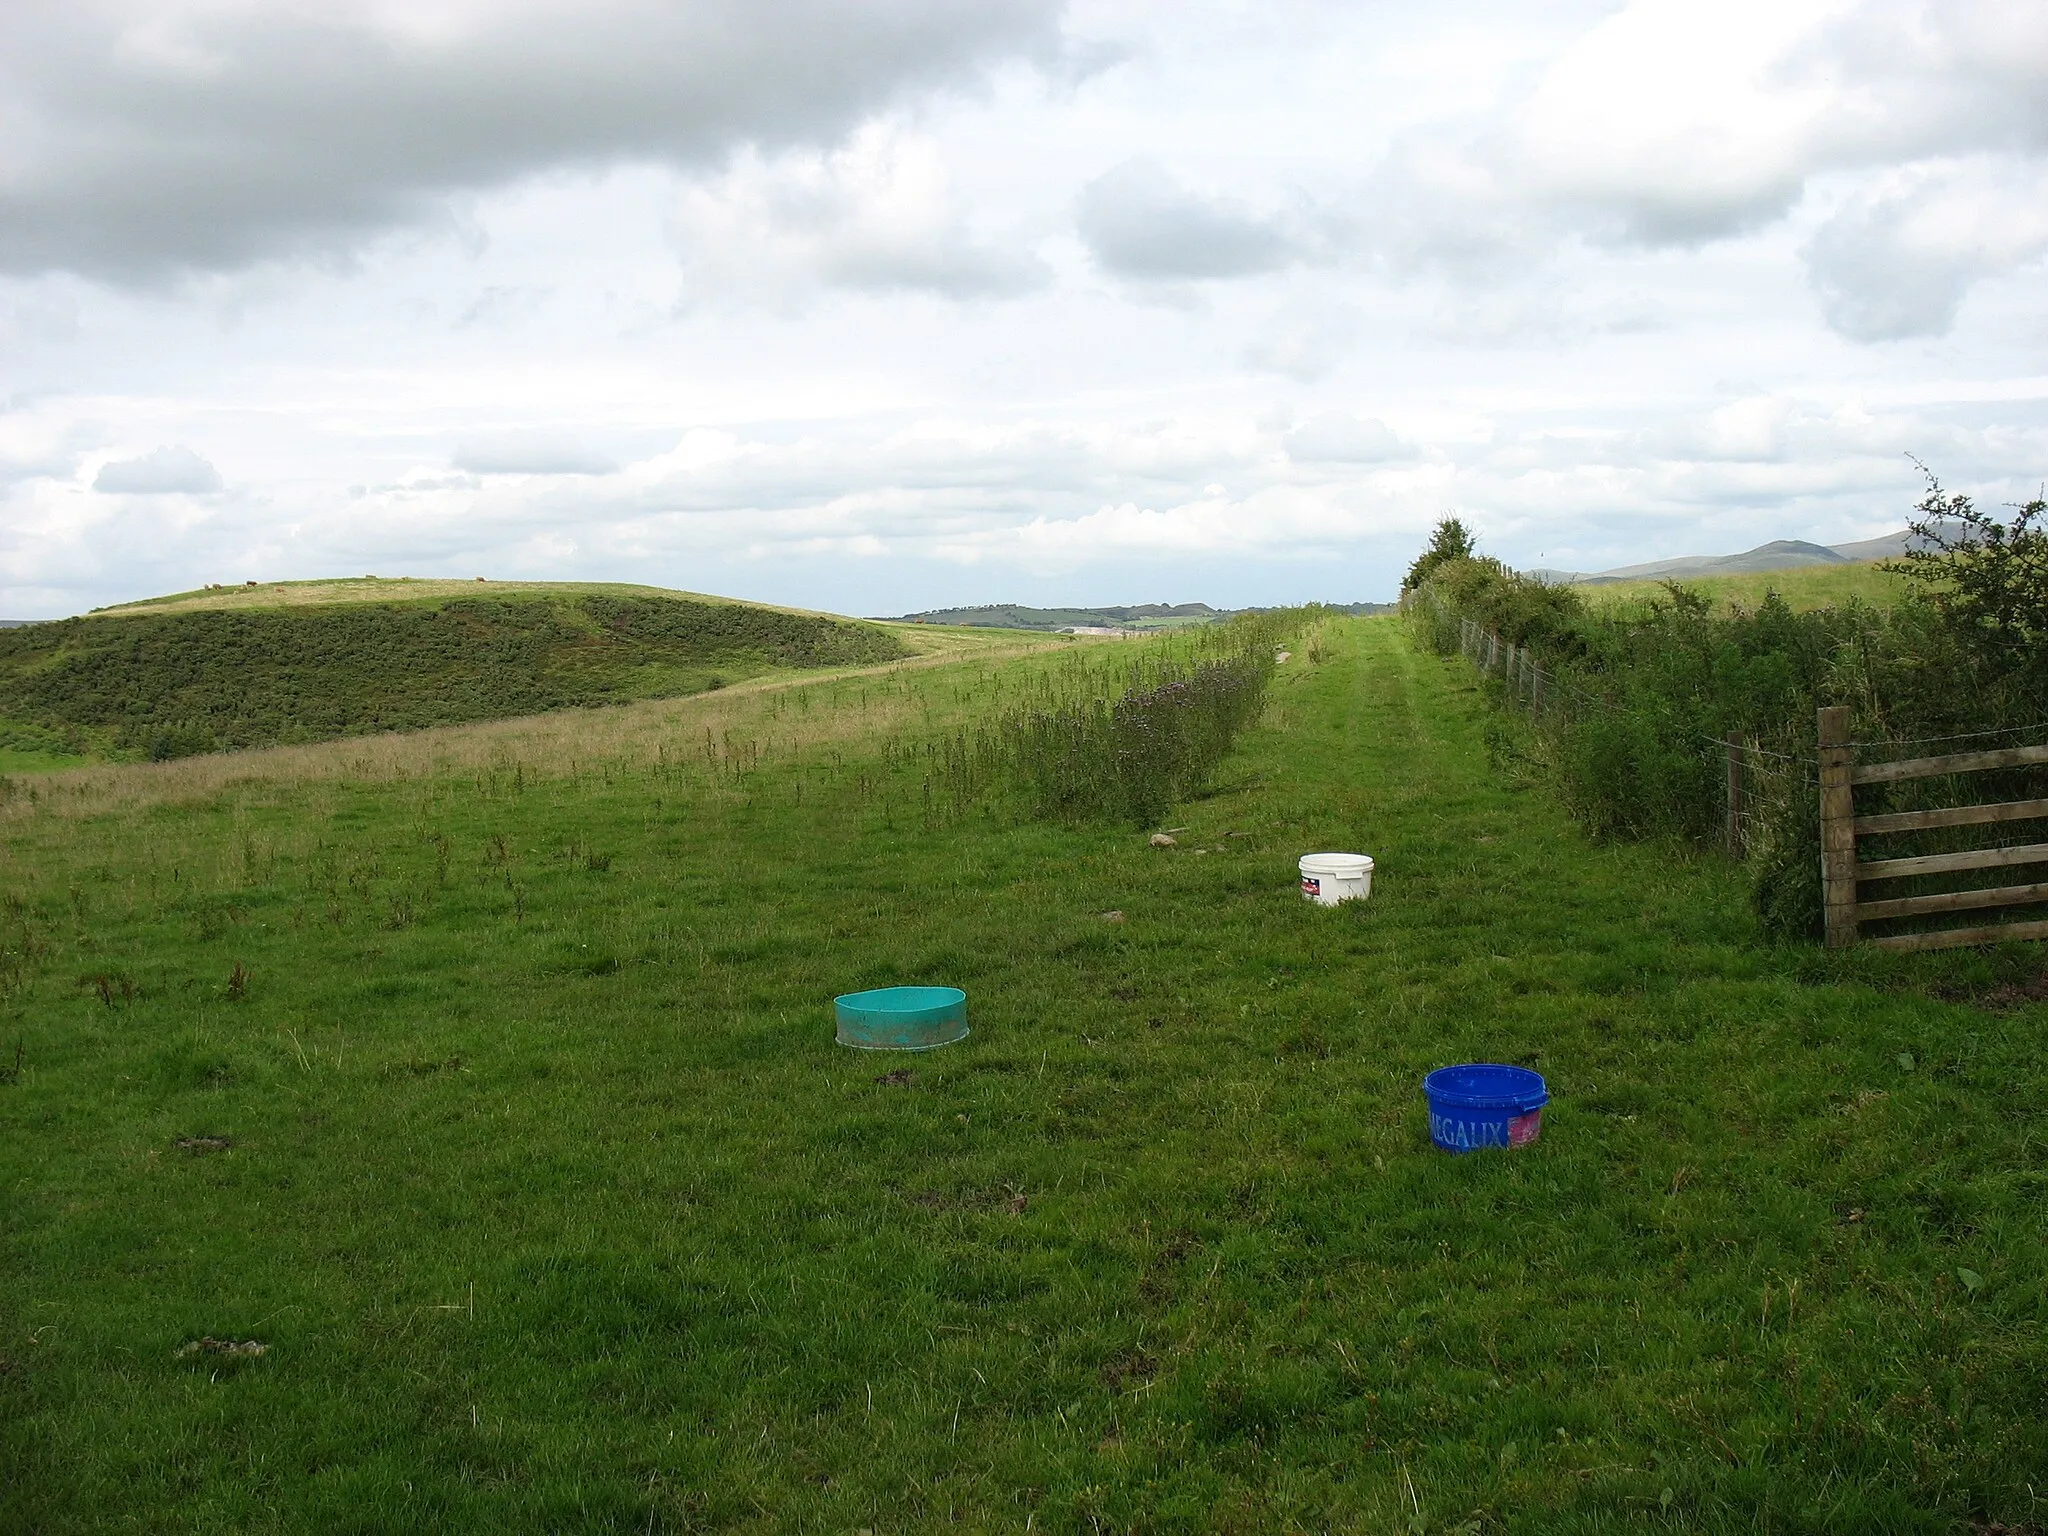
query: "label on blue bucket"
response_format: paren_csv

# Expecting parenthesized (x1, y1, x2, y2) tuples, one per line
(1423, 1063, 1548, 1153)
(1429, 1108, 1543, 1151)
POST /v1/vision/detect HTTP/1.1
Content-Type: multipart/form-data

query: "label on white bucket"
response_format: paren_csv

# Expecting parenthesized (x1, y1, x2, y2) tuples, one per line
(1298, 852, 1373, 905)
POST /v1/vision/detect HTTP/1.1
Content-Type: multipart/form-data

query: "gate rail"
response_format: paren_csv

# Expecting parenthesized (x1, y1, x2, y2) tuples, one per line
(1819, 705, 2048, 951)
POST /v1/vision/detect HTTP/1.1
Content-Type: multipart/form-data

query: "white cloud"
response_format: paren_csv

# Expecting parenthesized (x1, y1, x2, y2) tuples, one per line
(668, 125, 1047, 307)
(92, 445, 223, 494)
(1339, 0, 2048, 336)
(1287, 414, 1414, 463)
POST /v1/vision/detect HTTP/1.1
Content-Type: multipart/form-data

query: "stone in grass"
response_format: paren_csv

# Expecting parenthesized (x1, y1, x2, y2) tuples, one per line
(1149, 833, 1176, 847)
(175, 1136, 232, 1155)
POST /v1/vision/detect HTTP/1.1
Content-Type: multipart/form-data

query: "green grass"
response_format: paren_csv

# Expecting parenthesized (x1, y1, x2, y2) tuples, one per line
(0, 746, 90, 774)
(3, 620, 2045, 1533)
(1581, 562, 1907, 613)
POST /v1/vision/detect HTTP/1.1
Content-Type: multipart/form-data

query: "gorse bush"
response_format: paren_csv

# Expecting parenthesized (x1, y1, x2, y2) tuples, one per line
(1408, 475, 2048, 941)
(0, 592, 903, 759)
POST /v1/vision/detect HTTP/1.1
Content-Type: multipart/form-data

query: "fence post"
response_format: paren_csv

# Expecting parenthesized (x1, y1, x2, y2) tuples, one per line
(1817, 706, 1858, 948)
(1724, 733, 1744, 856)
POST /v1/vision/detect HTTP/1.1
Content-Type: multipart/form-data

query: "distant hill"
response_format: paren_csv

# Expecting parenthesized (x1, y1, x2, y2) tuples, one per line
(1526, 525, 1954, 586)
(888, 600, 1394, 631)
(0, 581, 903, 761)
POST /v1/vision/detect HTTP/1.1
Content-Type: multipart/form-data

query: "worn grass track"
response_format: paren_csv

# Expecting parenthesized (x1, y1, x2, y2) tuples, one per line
(1, 618, 2043, 1534)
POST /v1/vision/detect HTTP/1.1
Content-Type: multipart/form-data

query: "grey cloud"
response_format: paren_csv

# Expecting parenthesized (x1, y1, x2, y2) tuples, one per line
(1286, 414, 1413, 463)
(93, 445, 222, 493)
(1803, 157, 2048, 341)
(453, 442, 618, 477)
(0, 0, 1064, 282)
(1077, 160, 1302, 280)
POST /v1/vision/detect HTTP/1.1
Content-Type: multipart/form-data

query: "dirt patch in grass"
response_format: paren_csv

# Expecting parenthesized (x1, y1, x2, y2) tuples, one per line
(175, 1337, 266, 1360)
(1981, 970, 2048, 1009)
(175, 1136, 232, 1155)
(1102, 1347, 1160, 1388)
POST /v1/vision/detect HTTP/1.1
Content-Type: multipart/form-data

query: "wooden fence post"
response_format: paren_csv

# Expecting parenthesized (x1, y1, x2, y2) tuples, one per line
(1725, 733, 1744, 856)
(1818, 706, 1858, 948)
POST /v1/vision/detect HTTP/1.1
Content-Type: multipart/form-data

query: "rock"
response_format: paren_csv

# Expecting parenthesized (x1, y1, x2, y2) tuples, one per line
(1149, 833, 1176, 847)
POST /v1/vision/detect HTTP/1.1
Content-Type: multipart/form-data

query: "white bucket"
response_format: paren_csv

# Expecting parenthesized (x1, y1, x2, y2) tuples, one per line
(1299, 852, 1373, 905)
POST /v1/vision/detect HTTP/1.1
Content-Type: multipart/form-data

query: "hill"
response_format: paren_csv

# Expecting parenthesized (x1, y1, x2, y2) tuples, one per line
(0, 581, 905, 761)
(1525, 524, 1954, 586)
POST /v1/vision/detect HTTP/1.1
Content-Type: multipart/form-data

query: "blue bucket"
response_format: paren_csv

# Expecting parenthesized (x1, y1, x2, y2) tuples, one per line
(834, 986, 969, 1051)
(1424, 1064, 1548, 1153)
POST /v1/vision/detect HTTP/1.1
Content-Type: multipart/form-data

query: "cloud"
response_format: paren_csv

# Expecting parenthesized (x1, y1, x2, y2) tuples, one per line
(1804, 156, 2048, 340)
(92, 445, 223, 493)
(1077, 160, 1305, 280)
(669, 125, 1047, 306)
(1332, 0, 2048, 336)
(1286, 414, 1414, 463)
(452, 440, 618, 477)
(0, 0, 1064, 281)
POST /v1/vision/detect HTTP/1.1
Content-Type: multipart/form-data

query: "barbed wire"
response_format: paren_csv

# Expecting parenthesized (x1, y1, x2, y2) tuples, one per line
(1849, 720, 2048, 751)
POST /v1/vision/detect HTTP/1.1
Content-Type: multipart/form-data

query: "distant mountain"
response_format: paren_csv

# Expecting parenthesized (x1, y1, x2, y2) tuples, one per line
(885, 600, 1395, 631)
(1532, 524, 1958, 586)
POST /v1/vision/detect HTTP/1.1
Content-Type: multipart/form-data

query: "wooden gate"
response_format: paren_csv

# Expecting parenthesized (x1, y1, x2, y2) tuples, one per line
(1819, 705, 2048, 951)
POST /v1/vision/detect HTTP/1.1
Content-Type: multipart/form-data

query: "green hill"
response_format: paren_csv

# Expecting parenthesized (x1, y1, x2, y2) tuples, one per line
(0, 582, 905, 761)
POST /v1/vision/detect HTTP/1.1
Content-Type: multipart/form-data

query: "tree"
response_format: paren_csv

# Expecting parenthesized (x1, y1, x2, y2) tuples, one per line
(1889, 463, 2048, 664)
(1402, 516, 1477, 592)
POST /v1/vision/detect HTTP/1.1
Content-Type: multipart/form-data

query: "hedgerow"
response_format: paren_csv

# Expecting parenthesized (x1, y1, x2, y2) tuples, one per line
(1406, 479, 2048, 941)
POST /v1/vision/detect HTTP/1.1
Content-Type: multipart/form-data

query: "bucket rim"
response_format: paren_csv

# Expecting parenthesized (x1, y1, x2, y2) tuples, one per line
(1298, 852, 1374, 871)
(834, 984, 967, 1016)
(1423, 1062, 1548, 1111)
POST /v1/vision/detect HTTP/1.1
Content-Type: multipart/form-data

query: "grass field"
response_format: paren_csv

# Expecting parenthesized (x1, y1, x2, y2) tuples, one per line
(1580, 562, 1907, 613)
(4, 618, 2045, 1533)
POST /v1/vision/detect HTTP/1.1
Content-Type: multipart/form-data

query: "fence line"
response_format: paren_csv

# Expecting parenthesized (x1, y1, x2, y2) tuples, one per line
(1447, 613, 1806, 857)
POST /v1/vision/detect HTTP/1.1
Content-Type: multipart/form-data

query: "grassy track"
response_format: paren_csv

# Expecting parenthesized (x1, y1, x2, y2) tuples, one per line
(2, 619, 2044, 1533)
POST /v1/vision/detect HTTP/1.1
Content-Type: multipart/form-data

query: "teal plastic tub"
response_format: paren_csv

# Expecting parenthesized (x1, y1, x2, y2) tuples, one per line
(834, 986, 969, 1051)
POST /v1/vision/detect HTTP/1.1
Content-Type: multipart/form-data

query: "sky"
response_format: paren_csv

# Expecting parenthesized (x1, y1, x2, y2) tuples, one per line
(1, 0, 2045, 619)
